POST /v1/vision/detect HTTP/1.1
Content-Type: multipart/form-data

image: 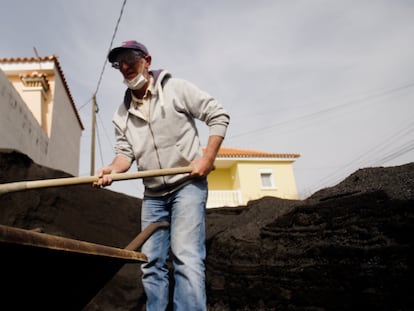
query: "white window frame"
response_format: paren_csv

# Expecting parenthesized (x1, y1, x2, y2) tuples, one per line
(259, 169, 276, 189)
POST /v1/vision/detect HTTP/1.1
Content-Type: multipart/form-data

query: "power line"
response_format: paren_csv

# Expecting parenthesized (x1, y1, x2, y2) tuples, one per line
(226, 82, 414, 142)
(308, 119, 414, 193)
(93, 0, 128, 97)
(372, 139, 414, 166)
(97, 113, 114, 148)
(95, 121, 105, 168)
(89, 0, 128, 174)
(77, 97, 92, 111)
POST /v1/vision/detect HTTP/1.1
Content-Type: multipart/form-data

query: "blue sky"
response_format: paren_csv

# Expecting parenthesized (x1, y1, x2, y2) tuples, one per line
(1, 0, 413, 199)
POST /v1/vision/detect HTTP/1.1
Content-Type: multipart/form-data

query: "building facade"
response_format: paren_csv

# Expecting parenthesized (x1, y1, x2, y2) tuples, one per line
(0, 56, 83, 176)
(207, 147, 300, 208)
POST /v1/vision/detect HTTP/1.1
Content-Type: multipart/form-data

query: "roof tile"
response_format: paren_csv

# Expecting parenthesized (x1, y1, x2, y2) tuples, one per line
(205, 147, 300, 159)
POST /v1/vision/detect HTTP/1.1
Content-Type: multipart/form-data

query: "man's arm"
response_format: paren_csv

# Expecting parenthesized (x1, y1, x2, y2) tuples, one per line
(190, 135, 223, 177)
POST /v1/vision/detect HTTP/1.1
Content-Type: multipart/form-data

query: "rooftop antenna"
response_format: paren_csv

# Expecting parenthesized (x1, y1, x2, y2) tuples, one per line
(33, 46, 42, 69)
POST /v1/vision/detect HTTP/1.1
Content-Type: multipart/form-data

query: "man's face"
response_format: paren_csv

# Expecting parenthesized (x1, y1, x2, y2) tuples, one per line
(112, 50, 146, 80)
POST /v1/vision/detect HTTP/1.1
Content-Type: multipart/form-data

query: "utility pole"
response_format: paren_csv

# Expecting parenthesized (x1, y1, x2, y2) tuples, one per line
(90, 93, 97, 176)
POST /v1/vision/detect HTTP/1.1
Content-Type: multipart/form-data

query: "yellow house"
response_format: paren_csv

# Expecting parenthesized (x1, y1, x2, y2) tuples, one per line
(0, 55, 83, 176)
(206, 147, 300, 208)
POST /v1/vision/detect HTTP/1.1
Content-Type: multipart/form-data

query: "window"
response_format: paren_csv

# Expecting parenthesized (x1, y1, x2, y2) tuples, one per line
(260, 169, 275, 189)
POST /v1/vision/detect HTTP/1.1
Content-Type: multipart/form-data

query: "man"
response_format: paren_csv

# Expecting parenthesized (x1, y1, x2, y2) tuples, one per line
(94, 40, 229, 311)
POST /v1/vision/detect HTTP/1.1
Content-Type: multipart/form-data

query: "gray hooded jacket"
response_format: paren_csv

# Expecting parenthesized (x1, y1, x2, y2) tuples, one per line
(112, 69, 230, 196)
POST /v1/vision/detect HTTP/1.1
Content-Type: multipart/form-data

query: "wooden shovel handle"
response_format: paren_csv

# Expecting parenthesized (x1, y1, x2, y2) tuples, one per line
(0, 166, 193, 195)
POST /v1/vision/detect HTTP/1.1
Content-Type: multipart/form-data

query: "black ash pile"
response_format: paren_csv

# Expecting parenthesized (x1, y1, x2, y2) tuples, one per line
(1, 150, 413, 310)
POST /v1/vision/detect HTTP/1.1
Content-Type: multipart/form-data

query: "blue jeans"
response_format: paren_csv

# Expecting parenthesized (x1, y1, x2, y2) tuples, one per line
(141, 179, 208, 311)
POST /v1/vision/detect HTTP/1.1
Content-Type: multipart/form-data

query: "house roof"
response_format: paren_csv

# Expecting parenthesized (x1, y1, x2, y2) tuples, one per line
(0, 55, 84, 130)
(215, 147, 300, 159)
(203, 147, 300, 169)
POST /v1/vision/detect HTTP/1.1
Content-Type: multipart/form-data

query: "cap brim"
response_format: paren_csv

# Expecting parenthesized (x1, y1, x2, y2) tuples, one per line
(108, 46, 148, 63)
(108, 47, 128, 63)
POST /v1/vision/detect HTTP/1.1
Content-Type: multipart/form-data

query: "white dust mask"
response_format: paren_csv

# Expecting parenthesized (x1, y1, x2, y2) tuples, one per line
(123, 73, 147, 90)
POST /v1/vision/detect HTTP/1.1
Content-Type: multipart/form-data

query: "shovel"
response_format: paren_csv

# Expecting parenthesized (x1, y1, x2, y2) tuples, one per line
(0, 166, 193, 195)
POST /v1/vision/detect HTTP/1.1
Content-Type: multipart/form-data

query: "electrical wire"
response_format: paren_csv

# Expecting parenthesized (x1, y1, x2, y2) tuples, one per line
(93, 0, 128, 97)
(226, 82, 414, 142)
(77, 97, 92, 111)
(95, 119, 105, 168)
(87, 0, 127, 171)
(97, 113, 114, 150)
(308, 120, 414, 193)
(225, 81, 413, 197)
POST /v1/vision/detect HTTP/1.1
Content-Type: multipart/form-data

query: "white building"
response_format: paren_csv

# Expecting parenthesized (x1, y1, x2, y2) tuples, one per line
(0, 56, 83, 176)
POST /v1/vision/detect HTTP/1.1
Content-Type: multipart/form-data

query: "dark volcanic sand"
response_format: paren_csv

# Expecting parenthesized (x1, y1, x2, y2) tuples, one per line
(0, 149, 413, 310)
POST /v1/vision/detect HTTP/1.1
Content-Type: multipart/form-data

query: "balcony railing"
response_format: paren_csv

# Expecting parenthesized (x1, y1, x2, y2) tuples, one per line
(207, 190, 243, 208)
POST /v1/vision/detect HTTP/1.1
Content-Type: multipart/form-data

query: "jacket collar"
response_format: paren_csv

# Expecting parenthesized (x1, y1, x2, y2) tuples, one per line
(123, 69, 165, 109)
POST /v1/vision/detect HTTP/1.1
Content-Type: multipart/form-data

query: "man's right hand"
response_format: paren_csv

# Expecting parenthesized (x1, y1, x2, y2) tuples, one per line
(93, 167, 114, 188)
(92, 155, 132, 188)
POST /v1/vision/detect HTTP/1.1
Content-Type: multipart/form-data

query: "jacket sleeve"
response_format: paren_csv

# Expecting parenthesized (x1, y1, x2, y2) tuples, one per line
(173, 79, 230, 138)
(112, 104, 135, 163)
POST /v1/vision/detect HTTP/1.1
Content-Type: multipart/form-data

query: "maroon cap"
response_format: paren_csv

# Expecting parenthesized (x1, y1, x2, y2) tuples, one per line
(108, 40, 149, 63)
